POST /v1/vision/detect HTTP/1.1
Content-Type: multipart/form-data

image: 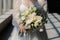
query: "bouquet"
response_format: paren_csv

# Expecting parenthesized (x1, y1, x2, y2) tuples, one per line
(19, 6, 46, 33)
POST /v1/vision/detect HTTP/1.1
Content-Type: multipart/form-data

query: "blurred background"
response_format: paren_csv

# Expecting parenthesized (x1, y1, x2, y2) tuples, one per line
(0, 0, 13, 15)
(0, 0, 60, 40)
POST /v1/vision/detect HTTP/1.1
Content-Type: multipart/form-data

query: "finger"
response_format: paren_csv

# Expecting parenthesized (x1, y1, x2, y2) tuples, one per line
(20, 28, 22, 32)
(20, 27, 23, 32)
(21, 27, 24, 32)
(22, 27, 25, 32)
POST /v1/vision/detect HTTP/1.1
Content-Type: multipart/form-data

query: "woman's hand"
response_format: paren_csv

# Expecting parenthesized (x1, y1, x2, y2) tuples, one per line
(19, 24, 28, 32)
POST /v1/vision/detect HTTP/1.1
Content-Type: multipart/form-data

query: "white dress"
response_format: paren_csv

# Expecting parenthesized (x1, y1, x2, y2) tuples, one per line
(19, 2, 44, 40)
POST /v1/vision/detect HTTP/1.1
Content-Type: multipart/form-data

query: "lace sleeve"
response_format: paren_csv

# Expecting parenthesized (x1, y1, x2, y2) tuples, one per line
(13, 0, 23, 26)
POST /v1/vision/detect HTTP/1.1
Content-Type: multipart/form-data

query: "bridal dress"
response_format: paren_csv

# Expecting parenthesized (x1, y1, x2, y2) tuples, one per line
(10, 0, 48, 40)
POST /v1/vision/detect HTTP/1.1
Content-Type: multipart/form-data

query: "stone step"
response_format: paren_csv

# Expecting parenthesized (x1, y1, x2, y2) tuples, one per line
(0, 13, 12, 32)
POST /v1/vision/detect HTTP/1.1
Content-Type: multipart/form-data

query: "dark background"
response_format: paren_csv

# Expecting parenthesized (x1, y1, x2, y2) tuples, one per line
(47, 0, 60, 14)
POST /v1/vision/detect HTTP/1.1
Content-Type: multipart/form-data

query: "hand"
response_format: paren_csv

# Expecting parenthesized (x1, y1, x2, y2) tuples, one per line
(19, 24, 28, 33)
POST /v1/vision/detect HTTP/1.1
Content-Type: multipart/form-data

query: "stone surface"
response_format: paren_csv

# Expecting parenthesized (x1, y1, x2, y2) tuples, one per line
(0, 19, 5, 24)
(0, 14, 11, 19)
(45, 13, 60, 40)
(51, 38, 60, 40)
(46, 29, 59, 39)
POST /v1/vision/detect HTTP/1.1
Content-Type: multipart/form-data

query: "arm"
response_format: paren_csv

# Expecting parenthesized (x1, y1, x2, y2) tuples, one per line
(13, 0, 22, 26)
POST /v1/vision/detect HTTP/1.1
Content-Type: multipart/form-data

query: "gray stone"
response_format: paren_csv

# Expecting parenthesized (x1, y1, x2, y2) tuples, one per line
(46, 29, 59, 39)
(45, 23, 54, 30)
(53, 22, 60, 28)
(51, 37, 60, 40)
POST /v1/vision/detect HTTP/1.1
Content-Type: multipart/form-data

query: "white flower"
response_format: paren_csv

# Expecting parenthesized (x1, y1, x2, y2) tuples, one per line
(32, 12, 36, 16)
(21, 16, 25, 20)
(34, 16, 42, 27)
(39, 29, 43, 32)
(36, 16, 42, 23)
(34, 20, 39, 27)
(34, 22, 38, 28)
(26, 19, 33, 25)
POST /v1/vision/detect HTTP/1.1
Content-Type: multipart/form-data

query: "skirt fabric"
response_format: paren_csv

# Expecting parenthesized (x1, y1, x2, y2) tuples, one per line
(11, 19, 48, 40)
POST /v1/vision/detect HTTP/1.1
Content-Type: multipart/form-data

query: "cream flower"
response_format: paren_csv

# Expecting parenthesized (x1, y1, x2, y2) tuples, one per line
(25, 10, 30, 16)
(28, 12, 36, 17)
(32, 12, 36, 16)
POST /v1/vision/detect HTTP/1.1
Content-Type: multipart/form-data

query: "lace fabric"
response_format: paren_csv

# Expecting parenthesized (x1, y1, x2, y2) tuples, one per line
(19, 0, 28, 13)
